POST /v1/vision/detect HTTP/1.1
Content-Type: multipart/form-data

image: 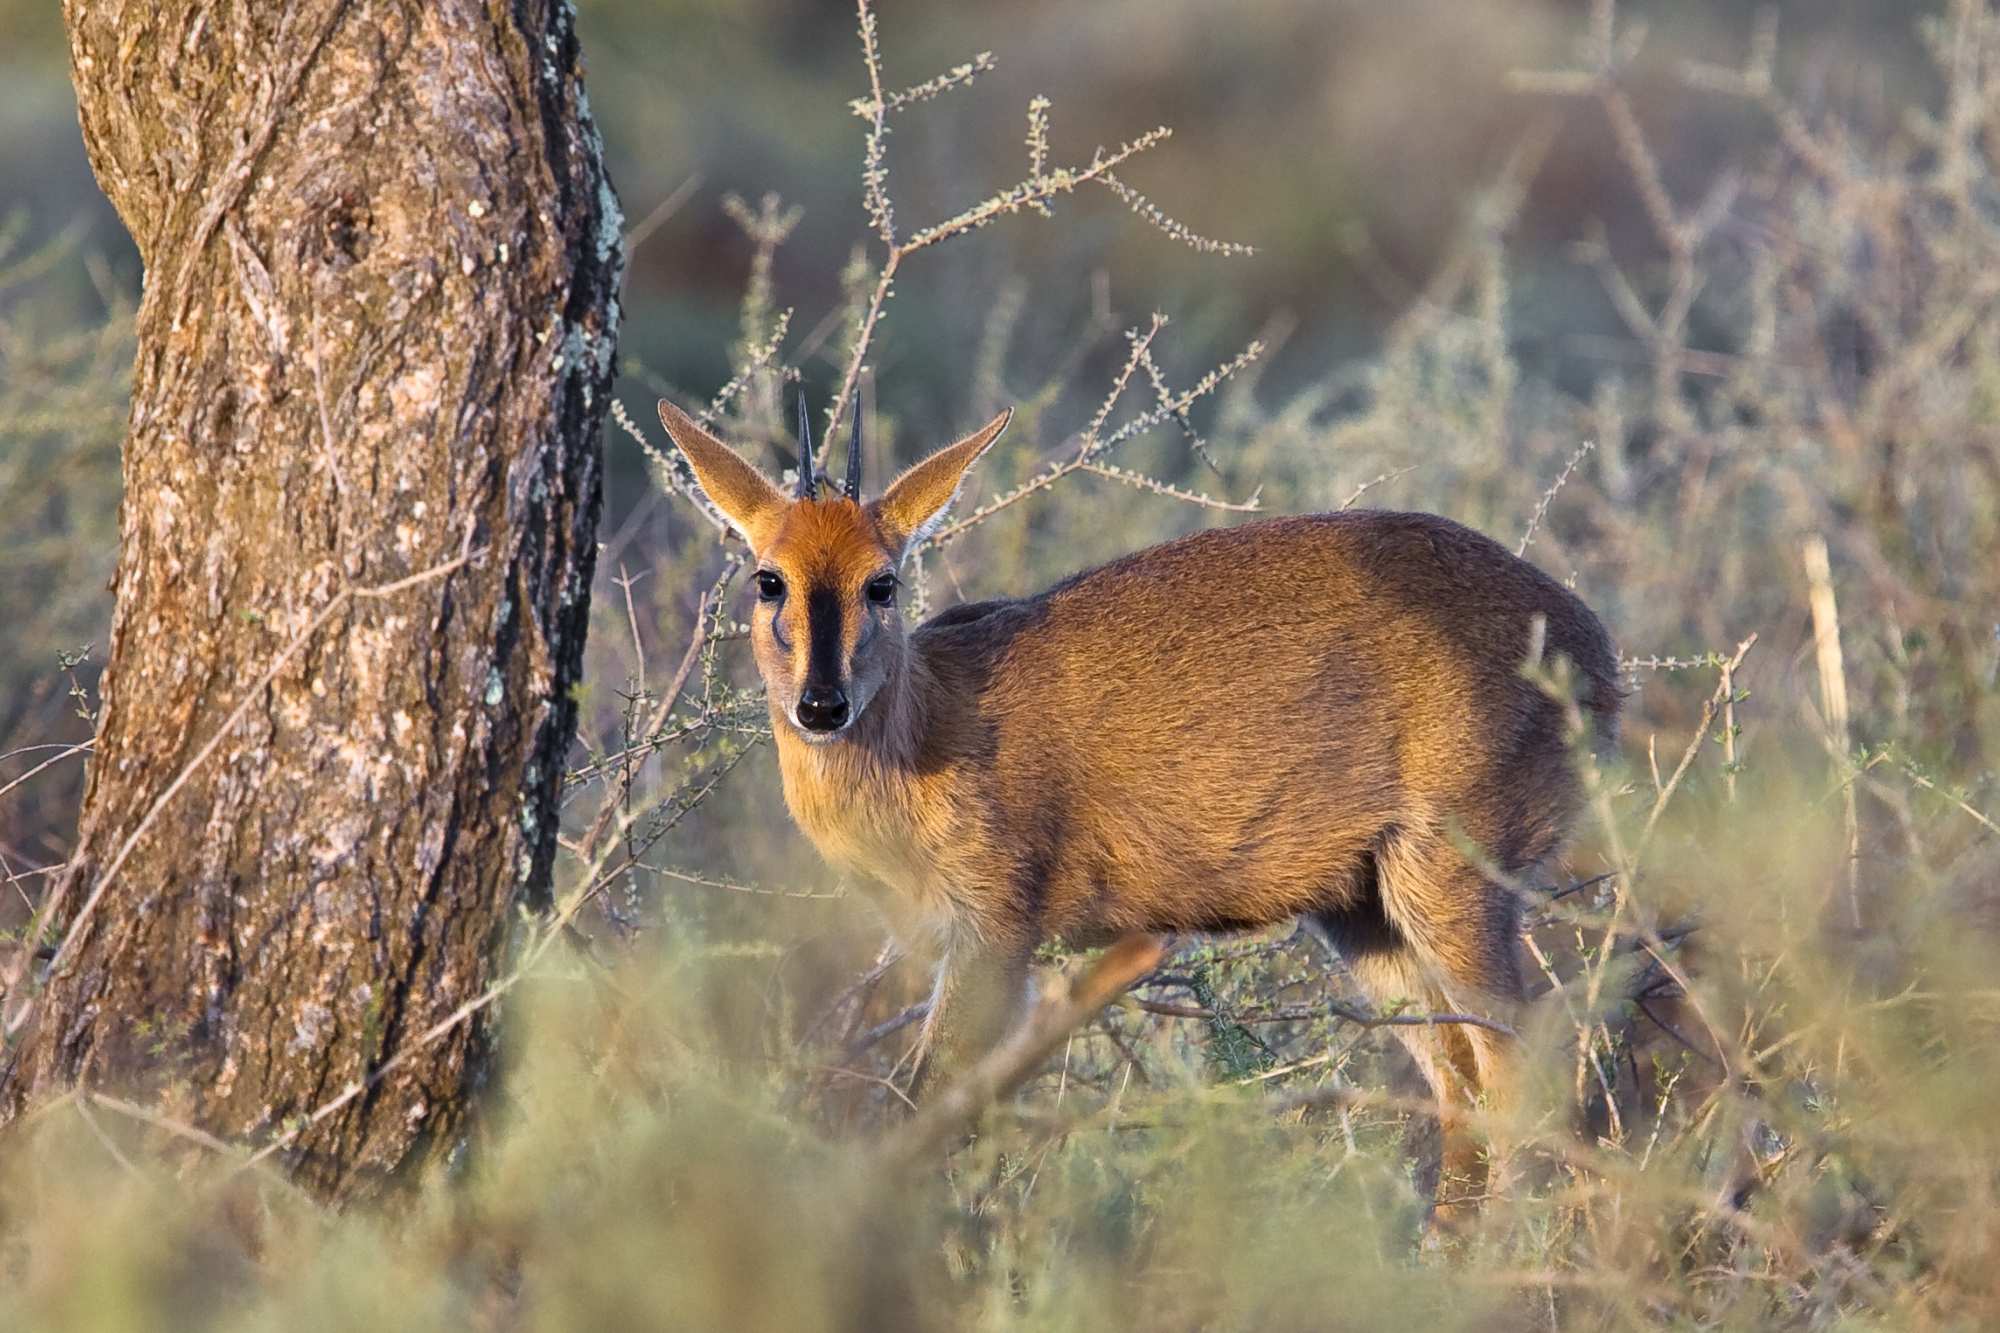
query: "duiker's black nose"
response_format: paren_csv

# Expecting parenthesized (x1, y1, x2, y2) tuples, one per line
(797, 686, 850, 732)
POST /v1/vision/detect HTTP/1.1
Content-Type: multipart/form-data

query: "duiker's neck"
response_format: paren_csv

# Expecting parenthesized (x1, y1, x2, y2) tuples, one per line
(771, 637, 952, 893)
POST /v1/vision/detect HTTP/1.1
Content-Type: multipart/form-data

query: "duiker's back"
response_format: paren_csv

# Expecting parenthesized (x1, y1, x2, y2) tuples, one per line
(913, 510, 1620, 944)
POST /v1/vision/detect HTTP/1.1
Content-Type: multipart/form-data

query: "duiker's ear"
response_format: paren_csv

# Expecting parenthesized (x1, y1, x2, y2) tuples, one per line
(871, 408, 1011, 562)
(657, 399, 789, 551)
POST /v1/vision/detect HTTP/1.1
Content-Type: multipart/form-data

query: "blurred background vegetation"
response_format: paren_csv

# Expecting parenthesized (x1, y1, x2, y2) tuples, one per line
(3, 0, 2000, 1327)
(0, 0, 1956, 862)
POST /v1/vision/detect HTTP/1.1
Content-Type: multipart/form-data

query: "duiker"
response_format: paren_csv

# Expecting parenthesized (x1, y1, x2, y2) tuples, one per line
(660, 396, 1620, 1205)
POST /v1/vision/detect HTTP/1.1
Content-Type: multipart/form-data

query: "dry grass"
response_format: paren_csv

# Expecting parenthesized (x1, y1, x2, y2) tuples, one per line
(0, 221, 124, 899)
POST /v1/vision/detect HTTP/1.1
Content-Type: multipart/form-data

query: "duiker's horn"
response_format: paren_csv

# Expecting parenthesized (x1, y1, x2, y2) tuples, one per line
(796, 393, 816, 501)
(844, 390, 863, 501)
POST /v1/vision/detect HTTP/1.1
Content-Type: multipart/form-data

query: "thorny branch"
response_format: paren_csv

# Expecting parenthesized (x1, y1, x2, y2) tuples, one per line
(922, 330, 1265, 550)
(1637, 634, 1757, 855)
(882, 935, 1167, 1166)
(822, 0, 1252, 457)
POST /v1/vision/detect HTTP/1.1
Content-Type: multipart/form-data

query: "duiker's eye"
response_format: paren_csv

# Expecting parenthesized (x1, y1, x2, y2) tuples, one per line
(865, 574, 897, 606)
(756, 570, 785, 601)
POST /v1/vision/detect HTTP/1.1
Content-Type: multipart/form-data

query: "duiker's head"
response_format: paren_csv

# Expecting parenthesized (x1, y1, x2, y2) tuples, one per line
(658, 397, 1010, 742)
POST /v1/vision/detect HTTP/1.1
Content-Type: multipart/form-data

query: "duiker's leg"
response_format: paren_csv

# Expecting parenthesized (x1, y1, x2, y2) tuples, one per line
(1312, 836, 1527, 1224)
(908, 940, 1033, 1101)
(1377, 839, 1528, 1093)
(1337, 943, 1496, 1225)
(1374, 835, 1531, 1223)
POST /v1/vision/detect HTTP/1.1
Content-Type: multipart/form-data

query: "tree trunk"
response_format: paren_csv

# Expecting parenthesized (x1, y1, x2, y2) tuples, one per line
(1, 0, 623, 1204)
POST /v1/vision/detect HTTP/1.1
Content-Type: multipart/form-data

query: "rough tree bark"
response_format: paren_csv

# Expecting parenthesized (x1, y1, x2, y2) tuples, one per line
(0, 0, 623, 1203)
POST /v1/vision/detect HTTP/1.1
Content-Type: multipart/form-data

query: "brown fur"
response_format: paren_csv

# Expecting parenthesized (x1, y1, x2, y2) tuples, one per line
(660, 400, 1621, 1212)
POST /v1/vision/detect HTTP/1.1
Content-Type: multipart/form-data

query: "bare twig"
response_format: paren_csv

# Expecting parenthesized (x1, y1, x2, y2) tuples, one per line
(71, 1089, 139, 1178)
(850, 51, 997, 118)
(923, 335, 1264, 549)
(842, 1000, 929, 1063)
(624, 172, 704, 254)
(826, 0, 1251, 451)
(1516, 439, 1596, 557)
(1077, 462, 1261, 512)
(799, 941, 906, 1051)
(647, 864, 844, 899)
(1623, 653, 1745, 673)
(1131, 995, 1517, 1037)
(1339, 466, 1418, 510)
(0, 742, 92, 804)
(79, 1092, 317, 1200)
(1101, 172, 1257, 257)
(1899, 764, 2000, 838)
(1802, 536, 1860, 928)
(881, 934, 1166, 1166)
(1637, 635, 1757, 856)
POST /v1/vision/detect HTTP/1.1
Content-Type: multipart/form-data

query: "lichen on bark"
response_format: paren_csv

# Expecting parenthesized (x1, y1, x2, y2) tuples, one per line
(1, 0, 625, 1204)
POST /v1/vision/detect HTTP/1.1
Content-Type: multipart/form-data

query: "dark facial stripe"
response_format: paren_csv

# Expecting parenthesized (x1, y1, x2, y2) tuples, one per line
(804, 582, 846, 692)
